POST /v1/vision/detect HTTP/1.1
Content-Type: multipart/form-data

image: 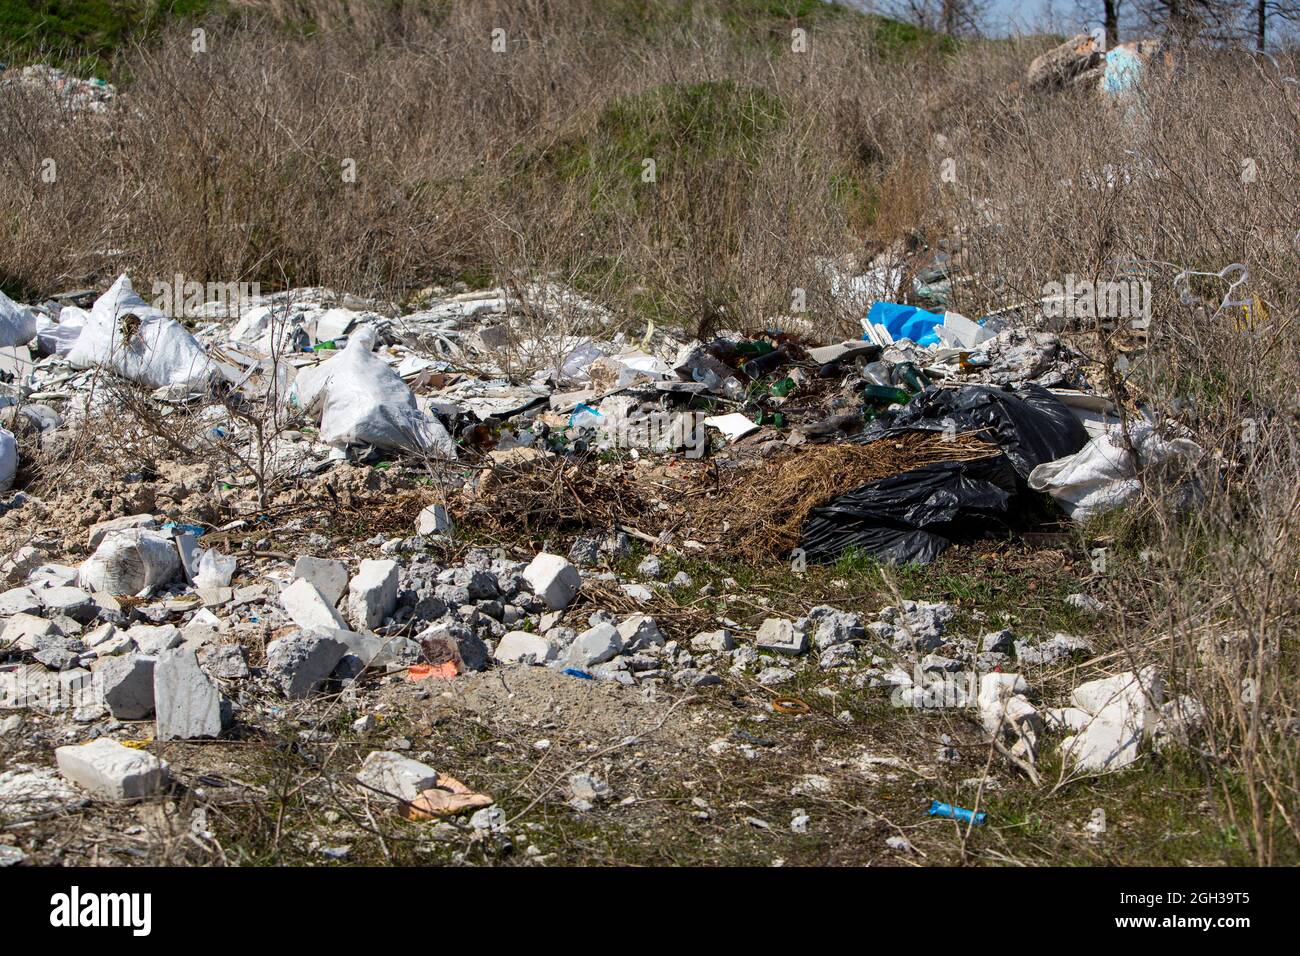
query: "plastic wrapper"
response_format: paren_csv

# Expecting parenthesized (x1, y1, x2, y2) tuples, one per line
(0, 289, 37, 348)
(290, 327, 456, 458)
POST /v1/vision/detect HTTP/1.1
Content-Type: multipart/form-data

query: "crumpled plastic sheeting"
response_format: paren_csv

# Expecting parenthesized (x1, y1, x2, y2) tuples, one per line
(66, 274, 217, 391)
(35, 307, 86, 357)
(854, 384, 1089, 479)
(1028, 420, 1201, 523)
(0, 288, 37, 348)
(800, 455, 1020, 565)
(290, 327, 456, 459)
(79, 529, 181, 596)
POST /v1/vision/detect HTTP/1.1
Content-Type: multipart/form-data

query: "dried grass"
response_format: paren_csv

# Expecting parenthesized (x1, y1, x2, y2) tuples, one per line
(694, 431, 998, 560)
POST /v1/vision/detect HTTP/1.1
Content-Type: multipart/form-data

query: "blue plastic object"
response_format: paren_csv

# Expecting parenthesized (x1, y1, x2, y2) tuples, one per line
(162, 522, 205, 537)
(928, 799, 986, 826)
(1102, 46, 1143, 95)
(562, 668, 595, 680)
(865, 302, 945, 347)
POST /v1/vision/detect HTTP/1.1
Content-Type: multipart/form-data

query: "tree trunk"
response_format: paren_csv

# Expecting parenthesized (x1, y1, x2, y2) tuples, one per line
(1104, 0, 1120, 47)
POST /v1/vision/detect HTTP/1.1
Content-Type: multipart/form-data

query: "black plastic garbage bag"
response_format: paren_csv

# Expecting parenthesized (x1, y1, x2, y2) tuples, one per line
(799, 454, 1020, 565)
(854, 384, 1088, 478)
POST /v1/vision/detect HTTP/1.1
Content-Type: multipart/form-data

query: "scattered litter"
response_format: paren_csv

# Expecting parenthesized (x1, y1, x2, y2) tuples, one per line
(927, 800, 986, 826)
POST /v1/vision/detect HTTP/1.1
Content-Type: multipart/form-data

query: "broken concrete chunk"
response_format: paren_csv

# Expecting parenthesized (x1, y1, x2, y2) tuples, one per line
(346, 559, 399, 630)
(0, 586, 43, 617)
(199, 644, 249, 680)
(804, 606, 863, 650)
(292, 556, 350, 607)
(691, 629, 734, 653)
(281, 577, 349, 632)
(1044, 707, 1093, 733)
(981, 628, 1015, 654)
(154, 647, 223, 740)
(1071, 668, 1163, 738)
(39, 586, 99, 624)
(978, 673, 1043, 763)
(562, 622, 622, 668)
(356, 751, 438, 803)
(265, 631, 348, 698)
(55, 738, 167, 801)
(755, 618, 808, 656)
(522, 553, 581, 610)
(616, 614, 665, 651)
(1014, 632, 1093, 666)
(3, 612, 60, 648)
(1061, 719, 1142, 773)
(416, 504, 453, 537)
(494, 631, 557, 665)
(126, 623, 182, 656)
(94, 653, 156, 719)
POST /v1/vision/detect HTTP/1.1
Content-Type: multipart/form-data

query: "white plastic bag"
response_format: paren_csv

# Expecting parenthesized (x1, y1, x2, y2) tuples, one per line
(0, 288, 37, 348)
(78, 528, 181, 595)
(67, 274, 216, 391)
(290, 327, 456, 458)
(35, 306, 87, 357)
(195, 549, 236, 589)
(1028, 421, 1201, 523)
(0, 426, 17, 492)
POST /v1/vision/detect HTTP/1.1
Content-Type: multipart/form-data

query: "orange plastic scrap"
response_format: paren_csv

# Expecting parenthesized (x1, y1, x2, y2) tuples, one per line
(406, 662, 459, 682)
(404, 776, 494, 820)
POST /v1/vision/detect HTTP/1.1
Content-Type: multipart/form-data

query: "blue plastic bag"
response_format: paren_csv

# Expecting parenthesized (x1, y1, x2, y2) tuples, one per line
(865, 302, 945, 347)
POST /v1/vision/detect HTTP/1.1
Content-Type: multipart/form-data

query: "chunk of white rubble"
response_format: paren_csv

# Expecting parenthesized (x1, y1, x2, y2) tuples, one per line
(346, 559, 399, 630)
(494, 631, 557, 665)
(356, 751, 438, 803)
(616, 614, 664, 650)
(1070, 667, 1163, 736)
(691, 629, 734, 653)
(94, 653, 156, 720)
(281, 577, 349, 632)
(0, 765, 87, 816)
(523, 553, 581, 610)
(154, 647, 223, 740)
(55, 739, 168, 801)
(978, 673, 1043, 763)
(126, 623, 182, 656)
(265, 631, 348, 698)
(292, 556, 349, 607)
(755, 618, 808, 656)
(416, 504, 453, 536)
(561, 622, 622, 668)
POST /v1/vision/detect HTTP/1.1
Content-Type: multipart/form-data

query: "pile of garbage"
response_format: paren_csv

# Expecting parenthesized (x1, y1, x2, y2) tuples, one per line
(0, 263, 1222, 859)
(0, 265, 1205, 566)
(0, 65, 117, 114)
